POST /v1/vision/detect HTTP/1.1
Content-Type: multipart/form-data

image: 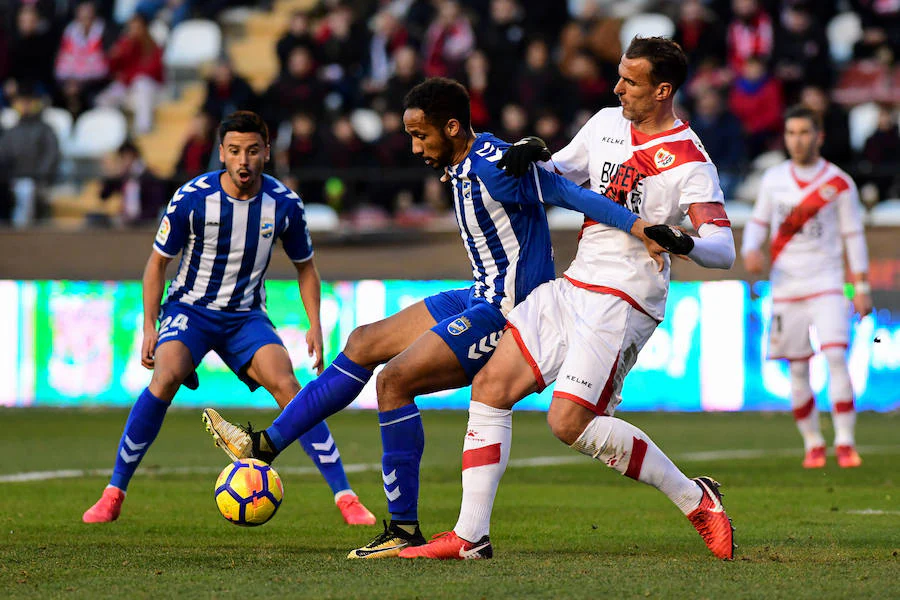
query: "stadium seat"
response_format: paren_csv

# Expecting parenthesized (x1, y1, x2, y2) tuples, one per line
(149, 19, 169, 47)
(868, 199, 900, 226)
(163, 19, 222, 70)
(1, 107, 18, 129)
(66, 107, 128, 159)
(723, 200, 753, 227)
(827, 12, 862, 64)
(619, 13, 675, 51)
(350, 109, 383, 143)
(849, 102, 879, 152)
(304, 203, 340, 232)
(546, 206, 584, 230)
(608, 0, 652, 19)
(42, 107, 74, 146)
(113, 0, 139, 24)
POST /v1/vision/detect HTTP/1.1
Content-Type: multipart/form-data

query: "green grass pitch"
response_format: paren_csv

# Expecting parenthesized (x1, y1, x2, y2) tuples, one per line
(1, 408, 897, 599)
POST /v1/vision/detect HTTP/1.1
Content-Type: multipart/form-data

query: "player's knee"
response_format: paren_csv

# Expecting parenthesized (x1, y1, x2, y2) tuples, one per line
(471, 366, 512, 407)
(344, 324, 382, 367)
(149, 367, 189, 399)
(546, 402, 589, 446)
(270, 375, 300, 407)
(374, 363, 412, 411)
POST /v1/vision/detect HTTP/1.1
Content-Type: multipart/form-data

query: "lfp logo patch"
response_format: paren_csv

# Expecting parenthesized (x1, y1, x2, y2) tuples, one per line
(156, 216, 171, 245)
(447, 317, 472, 336)
(261, 220, 274, 239)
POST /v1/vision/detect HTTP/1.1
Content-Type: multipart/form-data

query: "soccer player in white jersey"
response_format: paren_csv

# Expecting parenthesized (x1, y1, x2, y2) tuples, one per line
(742, 105, 871, 469)
(203, 78, 668, 559)
(82, 111, 377, 526)
(399, 37, 737, 561)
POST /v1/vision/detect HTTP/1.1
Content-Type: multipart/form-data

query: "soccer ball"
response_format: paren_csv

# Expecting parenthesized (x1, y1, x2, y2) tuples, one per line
(214, 458, 284, 526)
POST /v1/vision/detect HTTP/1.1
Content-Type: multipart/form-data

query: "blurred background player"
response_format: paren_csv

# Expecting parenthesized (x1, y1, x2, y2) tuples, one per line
(203, 78, 666, 559)
(400, 37, 736, 562)
(82, 111, 376, 526)
(741, 105, 871, 469)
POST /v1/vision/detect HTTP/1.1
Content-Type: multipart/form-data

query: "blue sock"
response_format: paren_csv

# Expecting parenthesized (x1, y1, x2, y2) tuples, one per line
(297, 420, 351, 496)
(109, 388, 169, 491)
(379, 404, 424, 522)
(266, 353, 372, 451)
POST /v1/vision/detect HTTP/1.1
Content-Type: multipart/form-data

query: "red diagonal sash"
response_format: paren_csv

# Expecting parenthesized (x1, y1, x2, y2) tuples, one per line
(770, 175, 849, 265)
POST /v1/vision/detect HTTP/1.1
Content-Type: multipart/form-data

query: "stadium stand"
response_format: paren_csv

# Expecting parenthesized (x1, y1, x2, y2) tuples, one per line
(0, 0, 897, 229)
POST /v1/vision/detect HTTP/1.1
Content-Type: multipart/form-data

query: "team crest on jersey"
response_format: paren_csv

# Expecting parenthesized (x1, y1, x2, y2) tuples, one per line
(447, 317, 472, 336)
(819, 184, 836, 200)
(156, 216, 171, 244)
(261, 220, 274, 238)
(654, 148, 675, 169)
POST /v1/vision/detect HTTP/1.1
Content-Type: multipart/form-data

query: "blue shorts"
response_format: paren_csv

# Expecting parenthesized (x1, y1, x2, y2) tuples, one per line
(424, 288, 507, 380)
(156, 302, 284, 391)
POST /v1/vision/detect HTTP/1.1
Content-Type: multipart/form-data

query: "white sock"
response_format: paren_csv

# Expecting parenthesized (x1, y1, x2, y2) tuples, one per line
(454, 401, 512, 542)
(824, 348, 856, 447)
(334, 489, 354, 502)
(571, 416, 701, 515)
(789, 359, 825, 451)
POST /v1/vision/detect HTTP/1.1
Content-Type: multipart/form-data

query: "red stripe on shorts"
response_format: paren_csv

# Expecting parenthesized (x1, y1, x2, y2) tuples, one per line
(462, 443, 502, 470)
(596, 352, 621, 415)
(506, 322, 546, 391)
(553, 391, 604, 416)
(793, 397, 815, 420)
(624, 437, 648, 480)
(820, 342, 848, 351)
(833, 399, 855, 414)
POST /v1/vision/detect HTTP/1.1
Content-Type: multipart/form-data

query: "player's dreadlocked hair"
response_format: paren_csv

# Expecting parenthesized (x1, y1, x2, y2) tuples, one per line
(404, 78, 472, 133)
(625, 36, 688, 94)
(219, 111, 269, 146)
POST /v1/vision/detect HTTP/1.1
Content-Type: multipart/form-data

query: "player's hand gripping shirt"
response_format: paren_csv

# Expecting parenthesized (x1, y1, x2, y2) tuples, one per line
(550, 107, 728, 321)
(153, 171, 313, 311)
(446, 132, 640, 316)
(748, 159, 867, 299)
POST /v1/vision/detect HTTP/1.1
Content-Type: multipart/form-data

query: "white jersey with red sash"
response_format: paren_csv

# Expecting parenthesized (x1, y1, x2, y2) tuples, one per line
(751, 159, 864, 300)
(550, 107, 728, 321)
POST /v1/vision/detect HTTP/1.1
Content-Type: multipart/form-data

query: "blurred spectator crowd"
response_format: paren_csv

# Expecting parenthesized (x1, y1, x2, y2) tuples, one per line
(0, 0, 898, 228)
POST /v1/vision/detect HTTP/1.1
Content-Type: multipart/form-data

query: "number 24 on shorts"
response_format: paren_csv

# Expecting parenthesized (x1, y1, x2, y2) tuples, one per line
(159, 314, 189, 334)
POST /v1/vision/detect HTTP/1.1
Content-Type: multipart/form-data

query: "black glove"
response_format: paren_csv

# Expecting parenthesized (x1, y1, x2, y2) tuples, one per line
(497, 136, 552, 177)
(644, 224, 695, 255)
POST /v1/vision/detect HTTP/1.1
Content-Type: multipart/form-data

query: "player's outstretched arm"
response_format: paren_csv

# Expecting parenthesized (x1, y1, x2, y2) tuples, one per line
(141, 251, 172, 369)
(294, 257, 324, 374)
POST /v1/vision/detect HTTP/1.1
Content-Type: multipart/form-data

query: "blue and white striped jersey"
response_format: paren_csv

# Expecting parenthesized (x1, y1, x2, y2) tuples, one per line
(446, 133, 556, 315)
(447, 133, 640, 315)
(153, 171, 313, 312)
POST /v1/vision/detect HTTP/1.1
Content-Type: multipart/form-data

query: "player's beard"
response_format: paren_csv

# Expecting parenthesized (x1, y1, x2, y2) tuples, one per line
(230, 165, 259, 194)
(429, 131, 455, 170)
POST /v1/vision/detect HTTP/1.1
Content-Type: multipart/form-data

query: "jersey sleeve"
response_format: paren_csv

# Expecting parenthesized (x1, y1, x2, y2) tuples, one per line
(280, 196, 314, 262)
(549, 114, 595, 184)
(750, 170, 775, 228)
(741, 170, 775, 254)
(677, 162, 725, 210)
(153, 192, 191, 257)
(836, 178, 869, 273)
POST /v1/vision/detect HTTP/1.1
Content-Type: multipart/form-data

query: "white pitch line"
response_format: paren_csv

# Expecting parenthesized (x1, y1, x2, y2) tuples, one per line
(845, 510, 900, 516)
(1, 445, 898, 484)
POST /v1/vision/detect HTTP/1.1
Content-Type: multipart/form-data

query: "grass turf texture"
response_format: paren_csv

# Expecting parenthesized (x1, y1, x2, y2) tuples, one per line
(1, 408, 897, 599)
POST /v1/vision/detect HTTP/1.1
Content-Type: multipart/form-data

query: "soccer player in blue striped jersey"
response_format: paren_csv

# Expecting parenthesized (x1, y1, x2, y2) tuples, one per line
(82, 111, 376, 526)
(202, 80, 665, 558)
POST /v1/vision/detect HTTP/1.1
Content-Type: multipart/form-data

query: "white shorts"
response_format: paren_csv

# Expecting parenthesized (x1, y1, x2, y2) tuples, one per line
(768, 291, 850, 360)
(506, 278, 658, 416)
